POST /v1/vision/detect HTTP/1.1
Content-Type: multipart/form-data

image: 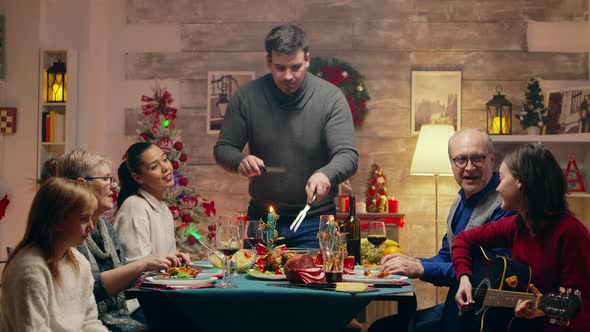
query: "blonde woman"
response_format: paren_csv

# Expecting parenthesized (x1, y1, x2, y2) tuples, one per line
(0, 178, 107, 331)
(59, 149, 178, 331)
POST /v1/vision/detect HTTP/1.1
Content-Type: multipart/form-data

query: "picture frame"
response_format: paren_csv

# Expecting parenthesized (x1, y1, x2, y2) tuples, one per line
(545, 84, 590, 134)
(411, 70, 462, 135)
(207, 71, 255, 134)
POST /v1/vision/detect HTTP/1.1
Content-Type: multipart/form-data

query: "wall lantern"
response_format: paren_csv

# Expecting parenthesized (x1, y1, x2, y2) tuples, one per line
(486, 86, 512, 135)
(46, 57, 67, 103)
(211, 75, 239, 118)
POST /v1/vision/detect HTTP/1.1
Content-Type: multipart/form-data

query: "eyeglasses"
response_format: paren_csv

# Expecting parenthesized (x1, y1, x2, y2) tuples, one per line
(84, 176, 116, 185)
(451, 153, 491, 168)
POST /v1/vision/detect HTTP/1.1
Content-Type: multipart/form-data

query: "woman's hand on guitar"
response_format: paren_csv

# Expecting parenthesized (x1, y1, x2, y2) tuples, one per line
(455, 275, 475, 312)
(515, 284, 545, 319)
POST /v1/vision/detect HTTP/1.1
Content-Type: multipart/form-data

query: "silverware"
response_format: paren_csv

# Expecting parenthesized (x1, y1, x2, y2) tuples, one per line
(289, 193, 317, 233)
(260, 166, 287, 174)
(190, 232, 214, 252)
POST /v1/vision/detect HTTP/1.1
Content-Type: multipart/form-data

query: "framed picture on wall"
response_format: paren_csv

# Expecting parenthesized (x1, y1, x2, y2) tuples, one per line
(207, 71, 255, 134)
(411, 70, 462, 135)
(546, 85, 590, 134)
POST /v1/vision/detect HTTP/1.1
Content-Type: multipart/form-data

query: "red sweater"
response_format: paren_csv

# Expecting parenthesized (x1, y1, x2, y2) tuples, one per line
(452, 213, 590, 331)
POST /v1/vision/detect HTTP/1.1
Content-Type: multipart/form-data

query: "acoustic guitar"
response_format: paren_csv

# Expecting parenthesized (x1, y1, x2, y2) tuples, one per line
(462, 249, 582, 332)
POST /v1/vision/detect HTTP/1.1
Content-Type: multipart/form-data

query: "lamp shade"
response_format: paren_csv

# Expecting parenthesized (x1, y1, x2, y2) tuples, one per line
(410, 124, 455, 176)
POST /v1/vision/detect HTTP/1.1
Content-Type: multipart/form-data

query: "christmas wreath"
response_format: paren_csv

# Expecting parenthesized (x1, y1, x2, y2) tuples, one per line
(309, 57, 370, 127)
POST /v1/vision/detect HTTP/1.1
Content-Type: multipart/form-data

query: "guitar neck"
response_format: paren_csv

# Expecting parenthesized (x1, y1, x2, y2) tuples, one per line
(483, 288, 540, 309)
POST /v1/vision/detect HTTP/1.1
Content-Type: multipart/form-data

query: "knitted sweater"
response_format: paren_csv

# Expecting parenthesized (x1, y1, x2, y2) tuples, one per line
(214, 72, 359, 217)
(0, 246, 107, 332)
(452, 213, 590, 331)
(114, 189, 176, 262)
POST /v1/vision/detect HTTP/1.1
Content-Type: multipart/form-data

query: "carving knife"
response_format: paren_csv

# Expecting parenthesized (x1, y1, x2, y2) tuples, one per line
(260, 166, 287, 174)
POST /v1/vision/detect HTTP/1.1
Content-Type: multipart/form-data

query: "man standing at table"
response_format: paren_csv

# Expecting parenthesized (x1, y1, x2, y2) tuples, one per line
(214, 24, 358, 249)
(369, 128, 515, 332)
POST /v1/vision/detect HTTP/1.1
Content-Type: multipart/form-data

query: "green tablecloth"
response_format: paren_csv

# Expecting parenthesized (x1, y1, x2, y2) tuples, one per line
(133, 274, 414, 332)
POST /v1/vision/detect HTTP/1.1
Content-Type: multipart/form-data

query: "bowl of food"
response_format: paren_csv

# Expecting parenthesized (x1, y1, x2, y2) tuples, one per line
(207, 249, 256, 273)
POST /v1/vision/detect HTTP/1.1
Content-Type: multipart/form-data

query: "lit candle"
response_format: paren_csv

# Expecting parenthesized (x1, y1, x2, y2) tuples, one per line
(268, 206, 275, 243)
(388, 197, 399, 213)
(492, 116, 509, 134)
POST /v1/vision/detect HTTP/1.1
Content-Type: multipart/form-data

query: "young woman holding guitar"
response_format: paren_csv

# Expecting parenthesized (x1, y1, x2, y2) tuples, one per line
(452, 144, 590, 331)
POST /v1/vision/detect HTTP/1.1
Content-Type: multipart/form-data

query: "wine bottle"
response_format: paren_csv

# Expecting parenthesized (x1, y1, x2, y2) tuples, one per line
(344, 196, 361, 264)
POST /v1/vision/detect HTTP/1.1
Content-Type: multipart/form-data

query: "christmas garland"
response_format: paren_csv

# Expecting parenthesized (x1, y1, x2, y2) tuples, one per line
(309, 57, 370, 127)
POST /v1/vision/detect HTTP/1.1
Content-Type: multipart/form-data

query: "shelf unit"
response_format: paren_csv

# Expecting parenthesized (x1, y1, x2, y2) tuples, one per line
(491, 133, 590, 225)
(36, 49, 78, 179)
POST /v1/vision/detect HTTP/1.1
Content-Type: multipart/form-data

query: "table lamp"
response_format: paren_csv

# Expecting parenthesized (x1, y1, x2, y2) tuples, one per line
(410, 124, 455, 250)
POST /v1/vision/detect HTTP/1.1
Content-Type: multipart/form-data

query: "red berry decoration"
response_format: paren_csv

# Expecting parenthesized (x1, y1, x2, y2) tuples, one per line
(174, 142, 183, 151)
(171, 160, 180, 169)
(187, 235, 197, 245)
(179, 177, 188, 186)
(179, 153, 188, 162)
(182, 214, 192, 222)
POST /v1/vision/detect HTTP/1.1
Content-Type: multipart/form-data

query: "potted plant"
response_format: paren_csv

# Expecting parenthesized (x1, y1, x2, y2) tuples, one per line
(517, 78, 548, 135)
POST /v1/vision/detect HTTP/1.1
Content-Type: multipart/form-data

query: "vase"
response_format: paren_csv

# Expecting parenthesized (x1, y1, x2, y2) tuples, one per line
(526, 126, 541, 135)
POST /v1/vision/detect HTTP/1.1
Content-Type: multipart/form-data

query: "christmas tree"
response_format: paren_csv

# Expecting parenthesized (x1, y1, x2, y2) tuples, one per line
(517, 78, 548, 129)
(138, 87, 216, 260)
(365, 163, 388, 213)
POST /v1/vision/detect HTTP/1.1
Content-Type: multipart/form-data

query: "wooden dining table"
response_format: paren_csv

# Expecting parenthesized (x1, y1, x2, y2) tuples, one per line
(126, 274, 416, 332)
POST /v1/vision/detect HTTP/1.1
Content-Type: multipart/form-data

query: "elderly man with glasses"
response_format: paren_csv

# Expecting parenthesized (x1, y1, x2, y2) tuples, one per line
(369, 128, 515, 332)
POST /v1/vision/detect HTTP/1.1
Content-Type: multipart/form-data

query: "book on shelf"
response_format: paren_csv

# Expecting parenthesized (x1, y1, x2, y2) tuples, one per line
(41, 111, 65, 143)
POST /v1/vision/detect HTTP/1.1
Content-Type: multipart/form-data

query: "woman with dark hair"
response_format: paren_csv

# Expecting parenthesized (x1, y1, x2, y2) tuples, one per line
(452, 144, 590, 330)
(0, 178, 107, 331)
(113, 142, 189, 265)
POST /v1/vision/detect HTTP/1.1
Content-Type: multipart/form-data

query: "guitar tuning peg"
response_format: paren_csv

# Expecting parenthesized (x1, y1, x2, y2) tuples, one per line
(550, 318, 556, 324)
(559, 287, 566, 293)
(567, 288, 572, 294)
(574, 290, 581, 296)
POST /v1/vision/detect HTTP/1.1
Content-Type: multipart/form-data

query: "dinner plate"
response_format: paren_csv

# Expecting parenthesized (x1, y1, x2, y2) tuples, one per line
(246, 269, 287, 280)
(199, 268, 223, 277)
(342, 271, 408, 284)
(189, 261, 214, 269)
(146, 276, 218, 286)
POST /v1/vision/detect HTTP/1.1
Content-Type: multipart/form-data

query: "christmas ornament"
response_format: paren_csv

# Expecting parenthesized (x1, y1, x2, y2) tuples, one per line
(309, 57, 370, 127)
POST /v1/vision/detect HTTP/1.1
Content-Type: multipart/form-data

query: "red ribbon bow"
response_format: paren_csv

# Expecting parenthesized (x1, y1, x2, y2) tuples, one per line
(202, 200, 216, 217)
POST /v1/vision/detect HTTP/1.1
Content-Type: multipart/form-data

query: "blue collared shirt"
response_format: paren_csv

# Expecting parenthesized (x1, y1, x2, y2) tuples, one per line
(419, 174, 515, 286)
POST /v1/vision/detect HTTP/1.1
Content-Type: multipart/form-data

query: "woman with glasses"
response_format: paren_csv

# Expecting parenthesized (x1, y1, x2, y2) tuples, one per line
(114, 142, 190, 265)
(58, 149, 179, 331)
(453, 144, 590, 330)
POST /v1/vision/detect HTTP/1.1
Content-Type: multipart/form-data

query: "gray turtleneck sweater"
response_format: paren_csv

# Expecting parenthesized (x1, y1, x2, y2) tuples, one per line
(214, 72, 359, 217)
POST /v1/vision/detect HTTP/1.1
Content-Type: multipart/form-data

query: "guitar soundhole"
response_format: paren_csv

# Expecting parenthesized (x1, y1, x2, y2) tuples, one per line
(473, 279, 490, 314)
